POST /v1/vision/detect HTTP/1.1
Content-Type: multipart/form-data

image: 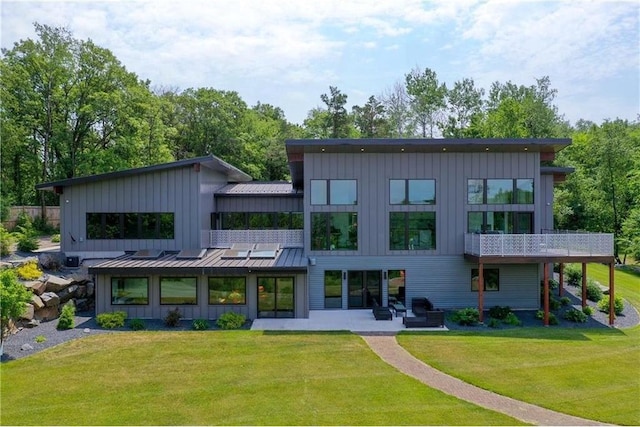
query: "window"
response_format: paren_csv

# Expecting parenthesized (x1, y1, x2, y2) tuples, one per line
(219, 212, 303, 230)
(390, 179, 435, 205)
(160, 277, 197, 305)
(311, 212, 357, 250)
(87, 213, 174, 239)
(249, 213, 275, 229)
(467, 179, 534, 205)
(324, 270, 342, 308)
(390, 212, 436, 250)
(208, 277, 246, 304)
(111, 277, 149, 305)
(471, 268, 499, 291)
(388, 270, 405, 304)
(467, 212, 533, 234)
(311, 180, 357, 205)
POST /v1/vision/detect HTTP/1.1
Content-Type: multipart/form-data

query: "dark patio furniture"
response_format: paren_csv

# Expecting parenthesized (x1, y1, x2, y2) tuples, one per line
(410, 297, 434, 317)
(403, 309, 445, 328)
(372, 299, 392, 321)
(390, 302, 407, 317)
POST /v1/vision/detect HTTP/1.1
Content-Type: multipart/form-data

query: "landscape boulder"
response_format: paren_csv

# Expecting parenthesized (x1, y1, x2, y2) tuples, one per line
(24, 319, 40, 328)
(58, 284, 78, 303)
(31, 294, 45, 310)
(45, 275, 72, 292)
(24, 280, 47, 296)
(38, 252, 64, 271)
(75, 298, 89, 311)
(86, 281, 95, 297)
(34, 306, 59, 321)
(20, 303, 34, 321)
(68, 271, 91, 285)
(40, 292, 60, 307)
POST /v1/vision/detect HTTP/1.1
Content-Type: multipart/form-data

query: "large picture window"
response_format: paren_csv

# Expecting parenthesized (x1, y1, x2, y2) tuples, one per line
(467, 212, 533, 234)
(87, 213, 174, 239)
(471, 268, 499, 291)
(310, 180, 357, 205)
(467, 179, 534, 205)
(311, 212, 357, 250)
(324, 270, 342, 308)
(111, 277, 149, 305)
(390, 179, 435, 205)
(208, 277, 246, 305)
(390, 212, 436, 250)
(160, 277, 197, 305)
(219, 212, 303, 230)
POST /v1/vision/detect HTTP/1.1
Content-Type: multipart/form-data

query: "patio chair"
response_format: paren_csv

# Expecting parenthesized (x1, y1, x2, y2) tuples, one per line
(372, 299, 392, 321)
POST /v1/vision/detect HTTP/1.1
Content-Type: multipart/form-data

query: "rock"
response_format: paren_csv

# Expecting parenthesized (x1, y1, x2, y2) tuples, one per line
(76, 285, 87, 298)
(40, 292, 60, 307)
(34, 306, 59, 321)
(86, 281, 95, 297)
(75, 298, 88, 311)
(58, 284, 78, 303)
(0, 261, 12, 269)
(31, 294, 45, 309)
(21, 343, 34, 351)
(45, 275, 72, 292)
(39, 252, 63, 270)
(83, 328, 90, 333)
(24, 280, 47, 296)
(20, 303, 34, 320)
(24, 319, 40, 328)
(68, 271, 91, 285)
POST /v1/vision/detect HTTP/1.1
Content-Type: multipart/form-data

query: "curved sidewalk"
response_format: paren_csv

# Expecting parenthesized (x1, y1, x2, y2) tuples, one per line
(361, 334, 609, 426)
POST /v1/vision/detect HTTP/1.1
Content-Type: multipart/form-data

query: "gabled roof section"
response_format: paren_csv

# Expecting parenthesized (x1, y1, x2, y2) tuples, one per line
(36, 155, 252, 191)
(215, 182, 302, 197)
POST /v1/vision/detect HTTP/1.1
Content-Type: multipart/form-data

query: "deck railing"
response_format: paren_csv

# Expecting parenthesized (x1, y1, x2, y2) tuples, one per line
(464, 232, 614, 257)
(202, 229, 304, 248)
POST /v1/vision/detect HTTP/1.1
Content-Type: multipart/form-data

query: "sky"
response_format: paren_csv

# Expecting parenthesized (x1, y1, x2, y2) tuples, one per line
(1, 0, 639, 127)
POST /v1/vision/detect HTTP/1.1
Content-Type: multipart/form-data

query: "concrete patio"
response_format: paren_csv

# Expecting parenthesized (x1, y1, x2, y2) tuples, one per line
(251, 309, 449, 332)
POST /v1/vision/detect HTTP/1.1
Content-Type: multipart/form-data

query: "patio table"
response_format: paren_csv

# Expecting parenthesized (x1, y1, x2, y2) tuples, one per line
(391, 302, 407, 317)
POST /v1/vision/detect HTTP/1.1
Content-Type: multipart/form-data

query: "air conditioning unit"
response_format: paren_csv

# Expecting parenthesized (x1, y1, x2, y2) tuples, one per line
(65, 256, 80, 267)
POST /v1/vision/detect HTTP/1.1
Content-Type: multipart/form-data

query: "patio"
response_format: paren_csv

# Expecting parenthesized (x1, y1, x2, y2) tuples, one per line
(250, 309, 449, 332)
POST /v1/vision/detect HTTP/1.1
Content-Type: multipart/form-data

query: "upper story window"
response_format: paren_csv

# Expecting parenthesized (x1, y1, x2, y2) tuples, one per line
(311, 180, 357, 205)
(218, 212, 303, 230)
(389, 212, 436, 250)
(390, 179, 435, 205)
(467, 179, 534, 205)
(87, 213, 174, 240)
(311, 212, 357, 250)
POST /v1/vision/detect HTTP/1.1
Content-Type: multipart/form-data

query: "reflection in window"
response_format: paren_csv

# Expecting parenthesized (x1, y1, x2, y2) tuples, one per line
(471, 268, 499, 291)
(249, 213, 274, 229)
(88, 213, 174, 239)
(208, 277, 246, 304)
(160, 277, 197, 305)
(486, 179, 513, 204)
(467, 212, 484, 233)
(467, 179, 484, 204)
(111, 277, 149, 305)
(391, 180, 435, 205)
(467, 212, 533, 234)
(390, 212, 436, 250)
(311, 180, 357, 205)
(311, 212, 357, 250)
(388, 270, 405, 304)
(220, 212, 303, 230)
(516, 179, 534, 204)
(468, 179, 534, 205)
(310, 180, 327, 205)
(324, 270, 342, 308)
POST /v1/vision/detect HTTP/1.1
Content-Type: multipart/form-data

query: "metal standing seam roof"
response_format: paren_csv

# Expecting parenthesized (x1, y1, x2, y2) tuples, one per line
(215, 182, 300, 195)
(88, 247, 308, 274)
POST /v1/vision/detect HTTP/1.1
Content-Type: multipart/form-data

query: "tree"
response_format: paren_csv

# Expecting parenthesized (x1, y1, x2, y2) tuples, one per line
(302, 107, 331, 139)
(405, 67, 447, 138)
(352, 95, 390, 137)
(381, 80, 413, 137)
(1, 270, 32, 348)
(320, 86, 350, 138)
(441, 78, 484, 138)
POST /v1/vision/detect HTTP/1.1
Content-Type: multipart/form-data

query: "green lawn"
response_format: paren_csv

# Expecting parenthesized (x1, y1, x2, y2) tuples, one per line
(585, 262, 640, 310)
(1, 332, 523, 426)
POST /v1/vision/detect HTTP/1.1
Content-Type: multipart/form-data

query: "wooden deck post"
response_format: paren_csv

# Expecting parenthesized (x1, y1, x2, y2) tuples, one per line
(543, 263, 549, 326)
(609, 263, 615, 326)
(581, 263, 587, 308)
(558, 263, 564, 297)
(478, 263, 484, 323)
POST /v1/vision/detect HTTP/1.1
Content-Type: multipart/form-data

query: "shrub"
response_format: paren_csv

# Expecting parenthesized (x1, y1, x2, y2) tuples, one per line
(582, 306, 594, 316)
(129, 318, 146, 330)
(563, 308, 588, 323)
(487, 318, 501, 328)
(216, 312, 246, 330)
(488, 305, 511, 320)
(35, 335, 46, 343)
(32, 216, 57, 234)
(560, 296, 571, 306)
(0, 225, 14, 257)
(597, 296, 624, 316)
(192, 318, 210, 330)
(535, 310, 558, 325)
(549, 298, 561, 311)
(50, 234, 61, 243)
(164, 308, 182, 327)
(565, 265, 582, 286)
(57, 302, 76, 330)
(14, 211, 32, 230)
(450, 308, 480, 326)
(96, 311, 127, 329)
(16, 225, 39, 252)
(584, 278, 603, 302)
(15, 260, 42, 280)
(1, 269, 32, 344)
(503, 312, 522, 326)
(535, 310, 544, 320)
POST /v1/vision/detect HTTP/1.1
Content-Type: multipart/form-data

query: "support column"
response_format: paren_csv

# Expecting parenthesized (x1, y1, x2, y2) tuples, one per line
(581, 263, 587, 308)
(543, 263, 549, 326)
(609, 263, 615, 326)
(478, 263, 484, 323)
(558, 263, 564, 297)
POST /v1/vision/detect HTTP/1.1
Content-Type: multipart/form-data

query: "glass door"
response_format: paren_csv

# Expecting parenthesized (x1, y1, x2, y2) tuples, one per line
(258, 277, 294, 318)
(347, 270, 381, 309)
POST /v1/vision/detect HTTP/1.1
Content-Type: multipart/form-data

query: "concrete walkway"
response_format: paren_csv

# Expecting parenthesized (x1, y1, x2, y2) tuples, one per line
(361, 334, 609, 426)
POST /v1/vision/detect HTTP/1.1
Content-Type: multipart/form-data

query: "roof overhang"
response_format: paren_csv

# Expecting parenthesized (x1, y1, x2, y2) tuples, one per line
(541, 166, 575, 184)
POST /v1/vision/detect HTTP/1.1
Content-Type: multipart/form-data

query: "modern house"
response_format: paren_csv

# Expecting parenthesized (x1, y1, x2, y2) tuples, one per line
(36, 138, 617, 325)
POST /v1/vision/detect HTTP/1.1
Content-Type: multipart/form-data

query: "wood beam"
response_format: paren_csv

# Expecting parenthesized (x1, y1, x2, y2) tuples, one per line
(543, 263, 550, 326)
(609, 263, 615, 326)
(478, 263, 484, 323)
(581, 263, 587, 308)
(558, 263, 564, 297)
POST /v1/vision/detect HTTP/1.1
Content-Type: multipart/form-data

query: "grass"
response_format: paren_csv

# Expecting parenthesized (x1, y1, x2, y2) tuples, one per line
(585, 262, 640, 310)
(1, 332, 523, 426)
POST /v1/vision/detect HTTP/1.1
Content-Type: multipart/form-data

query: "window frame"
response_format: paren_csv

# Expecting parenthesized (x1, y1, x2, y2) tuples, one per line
(311, 212, 358, 250)
(389, 212, 436, 250)
(324, 270, 342, 309)
(467, 212, 534, 234)
(471, 268, 500, 292)
(87, 213, 174, 240)
(208, 277, 247, 305)
(111, 277, 149, 305)
(160, 277, 198, 305)
(390, 179, 436, 205)
(467, 179, 534, 205)
(310, 179, 357, 205)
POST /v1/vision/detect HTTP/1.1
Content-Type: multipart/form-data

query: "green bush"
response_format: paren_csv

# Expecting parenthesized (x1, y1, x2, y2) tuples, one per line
(535, 310, 559, 325)
(164, 308, 182, 327)
(96, 311, 127, 329)
(129, 318, 146, 330)
(565, 265, 582, 286)
(597, 296, 624, 316)
(582, 306, 594, 316)
(450, 308, 480, 326)
(503, 312, 522, 326)
(563, 308, 588, 323)
(488, 305, 511, 320)
(192, 319, 210, 330)
(51, 234, 61, 243)
(216, 312, 246, 330)
(16, 225, 39, 252)
(14, 211, 32, 230)
(32, 216, 57, 234)
(584, 279, 603, 302)
(35, 335, 46, 343)
(487, 318, 501, 328)
(57, 302, 75, 330)
(560, 296, 571, 306)
(549, 298, 561, 311)
(0, 225, 14, 256)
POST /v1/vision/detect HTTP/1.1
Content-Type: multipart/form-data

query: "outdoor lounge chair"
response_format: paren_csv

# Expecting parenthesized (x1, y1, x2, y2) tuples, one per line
(410, 297, 434, 317)
(372, 299, 393, 321)
(403, 309, 445, 328)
